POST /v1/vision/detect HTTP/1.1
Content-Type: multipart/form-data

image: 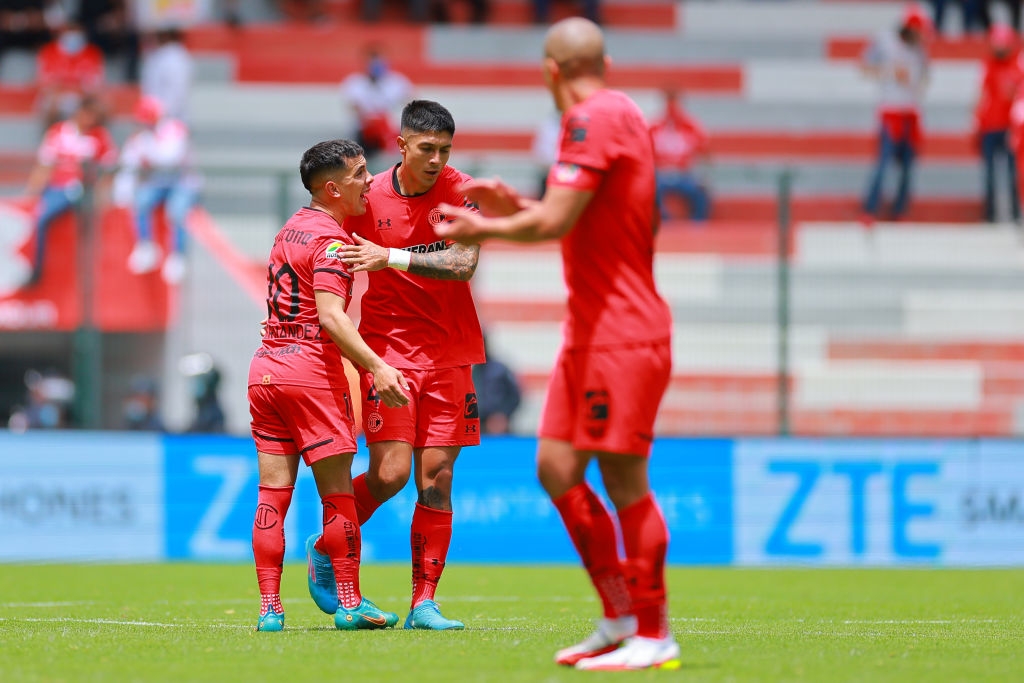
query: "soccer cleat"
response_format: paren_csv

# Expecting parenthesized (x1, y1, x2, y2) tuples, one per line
(554, 615, 637, 666)
(256, 608, 284, 632)
(305, 533, 339, 614)
(334, 597, 400, 631)
(161, 252, 186, 284)
(575, 635, 681, 671)
(128, 240, 162, 274)
(403, 600, 465, 630)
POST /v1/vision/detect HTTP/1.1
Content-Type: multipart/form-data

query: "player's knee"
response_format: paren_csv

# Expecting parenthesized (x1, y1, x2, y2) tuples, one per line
(366, 464, 410, 499)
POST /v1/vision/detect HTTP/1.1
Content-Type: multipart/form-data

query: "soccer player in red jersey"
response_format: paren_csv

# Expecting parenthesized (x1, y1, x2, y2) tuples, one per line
(248, 139, 410, 632)
(304, 100, 483, 631)
(436, 18, 680, 670)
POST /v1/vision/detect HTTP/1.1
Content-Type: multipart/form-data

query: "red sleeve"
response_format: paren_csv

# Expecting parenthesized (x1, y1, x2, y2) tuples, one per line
(312, 237, 353, 300)
(556, 107, 613, 173)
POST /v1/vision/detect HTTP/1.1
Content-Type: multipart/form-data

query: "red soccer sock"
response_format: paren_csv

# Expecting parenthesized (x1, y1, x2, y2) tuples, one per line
(252, 485, 294, 613)
(313, 475, 382, 556)
(553, 483, 632, 619)
(618, 492, 670, 639)
(320, 493, 363, 609)
(410, 503, 453, 608)
(353, 473, 384, 524)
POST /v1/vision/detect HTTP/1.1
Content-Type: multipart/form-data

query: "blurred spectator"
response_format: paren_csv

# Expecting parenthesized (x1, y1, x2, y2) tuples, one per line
(860, 4, 932, 225)
(930, 0, 986, 35)
(179, 352, 226, 433)
(533, 0, 600, 24)
(140, 26, 193, 123)
(978, 0, 1022, 33)
(121, 374, 164, 431)
(472, 336, 522, 435)
(117, 96, 201, 285)
(75, 0, 140, 82)
(7, 369, 74, 432)
(0, 0, 50, 55)
(35, 17, 105, 129)
(650, 88, 711, 222)
(974, 24, 1023, 222)
(23, 95, 116, 288)
(340, 45, 412, 160)
(531, 110, 561, 198)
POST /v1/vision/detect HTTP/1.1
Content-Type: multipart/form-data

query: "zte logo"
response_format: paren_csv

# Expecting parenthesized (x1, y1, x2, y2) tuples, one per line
(377, 218, 392, 228)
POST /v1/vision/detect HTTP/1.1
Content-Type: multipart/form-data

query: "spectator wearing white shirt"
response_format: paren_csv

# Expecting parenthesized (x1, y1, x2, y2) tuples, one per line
(119, 96, 200, 284)
(140, 26, 192, 122)
(341, 46, 412, 160)
(860, 4, 931, 225)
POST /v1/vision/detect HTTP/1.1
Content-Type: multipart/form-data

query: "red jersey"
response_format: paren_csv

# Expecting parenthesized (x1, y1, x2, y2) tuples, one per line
(37, 120, 116, 187)
(975, 54, 1024, 133)
(547, 88, 673, 349)
(37, 41, 104, 92)
(346, 164, 484, 370)
(650, 104, 708, 171)
(248, 208, 356, 390)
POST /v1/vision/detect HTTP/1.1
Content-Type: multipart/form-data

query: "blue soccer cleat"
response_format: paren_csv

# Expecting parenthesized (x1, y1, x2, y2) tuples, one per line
(305, 533, 339, 614)
(403, 600, 465, 630)
(334, 597, 400, 631)
(256, 608, 284, 632)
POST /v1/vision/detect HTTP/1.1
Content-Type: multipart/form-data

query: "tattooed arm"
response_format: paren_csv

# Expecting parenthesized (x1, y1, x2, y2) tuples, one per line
(341, 234, 480, 282)
(408, 242, 479, 281)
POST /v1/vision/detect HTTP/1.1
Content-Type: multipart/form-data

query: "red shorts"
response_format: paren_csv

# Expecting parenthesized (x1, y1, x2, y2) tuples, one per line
(360, 365, 480, 448)
(248, 383, 358, 465)
(539, 340, 672, 457)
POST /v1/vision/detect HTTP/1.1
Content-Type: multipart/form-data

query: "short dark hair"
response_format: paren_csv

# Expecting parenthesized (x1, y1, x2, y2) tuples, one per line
(299, 139, 364, 192)
(400, 100, 455, 137)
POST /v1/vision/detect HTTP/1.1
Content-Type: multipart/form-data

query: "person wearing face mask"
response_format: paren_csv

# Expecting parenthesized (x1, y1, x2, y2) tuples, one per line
(340, 45, 413, 162)
(35, 19, 105, 129)
(973, 24, 1024, 223)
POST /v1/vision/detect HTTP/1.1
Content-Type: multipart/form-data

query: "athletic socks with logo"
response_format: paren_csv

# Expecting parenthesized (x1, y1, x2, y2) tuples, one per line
(410, 503, 453, 607)
(320, 493, 363, 609)
(252, 485, 294, 609)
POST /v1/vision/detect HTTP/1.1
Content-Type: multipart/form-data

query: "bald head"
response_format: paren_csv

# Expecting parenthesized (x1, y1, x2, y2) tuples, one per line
(544, 17, 606, 80)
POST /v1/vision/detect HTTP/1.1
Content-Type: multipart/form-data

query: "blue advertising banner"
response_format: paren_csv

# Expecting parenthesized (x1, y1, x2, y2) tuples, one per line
(162, 435, 734, 564)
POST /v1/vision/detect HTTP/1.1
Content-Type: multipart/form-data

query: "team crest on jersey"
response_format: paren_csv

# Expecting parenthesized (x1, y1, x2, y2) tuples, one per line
(325, 241, 345, 259)
(366, 411, 384, 433)
(554, 162, 581, 184)
(428, 208, 446, 225)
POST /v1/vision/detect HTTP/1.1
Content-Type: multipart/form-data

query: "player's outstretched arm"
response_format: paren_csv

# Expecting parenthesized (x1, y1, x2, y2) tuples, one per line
(340, 232, 479, 281)
(315, 289, 409, 408)
(437, 183, 593, 245)
(407, 242, 479, 281)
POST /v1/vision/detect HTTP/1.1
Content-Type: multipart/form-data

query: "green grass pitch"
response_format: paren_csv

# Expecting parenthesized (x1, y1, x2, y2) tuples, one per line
(1, 563, 1021, 682)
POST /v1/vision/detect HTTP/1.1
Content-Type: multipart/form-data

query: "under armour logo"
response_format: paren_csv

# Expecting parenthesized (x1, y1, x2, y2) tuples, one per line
(377, 218, 392, 228)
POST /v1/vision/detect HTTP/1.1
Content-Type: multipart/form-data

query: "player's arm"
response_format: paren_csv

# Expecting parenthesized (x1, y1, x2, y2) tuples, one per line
(436, 181, 593, 245)
(340, 233, 480, 281)
(315, 289, 409, 407)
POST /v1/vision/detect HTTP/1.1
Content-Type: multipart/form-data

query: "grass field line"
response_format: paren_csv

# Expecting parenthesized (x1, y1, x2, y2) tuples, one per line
(0, 617, 251, 629)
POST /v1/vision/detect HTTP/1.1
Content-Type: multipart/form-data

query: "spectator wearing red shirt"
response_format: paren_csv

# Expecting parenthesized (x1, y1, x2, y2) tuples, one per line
(23, 95, 116, 288)
(649, 88, 711, 222)
(974, 24, 1023, 222)
(35, 19, 104, 128)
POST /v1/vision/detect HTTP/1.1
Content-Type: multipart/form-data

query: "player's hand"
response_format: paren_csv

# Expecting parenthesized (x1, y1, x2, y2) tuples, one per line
(340, 233, 389, 272)
(372, 364, 410, 408)
(435, 203, 489, 244)
(457, 178, 524, 217)
(259, 317, 268, 337)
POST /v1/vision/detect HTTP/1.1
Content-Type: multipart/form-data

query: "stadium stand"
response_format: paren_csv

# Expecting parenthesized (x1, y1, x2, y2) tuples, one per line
(5, 0, 1024, 435)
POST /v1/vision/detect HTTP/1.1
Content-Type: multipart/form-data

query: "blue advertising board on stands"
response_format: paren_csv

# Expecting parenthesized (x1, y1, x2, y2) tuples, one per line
(1, 433, 1020, 565)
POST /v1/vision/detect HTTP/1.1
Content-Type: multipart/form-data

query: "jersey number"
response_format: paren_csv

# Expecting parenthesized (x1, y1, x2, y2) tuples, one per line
(268, 263, 300, 322)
